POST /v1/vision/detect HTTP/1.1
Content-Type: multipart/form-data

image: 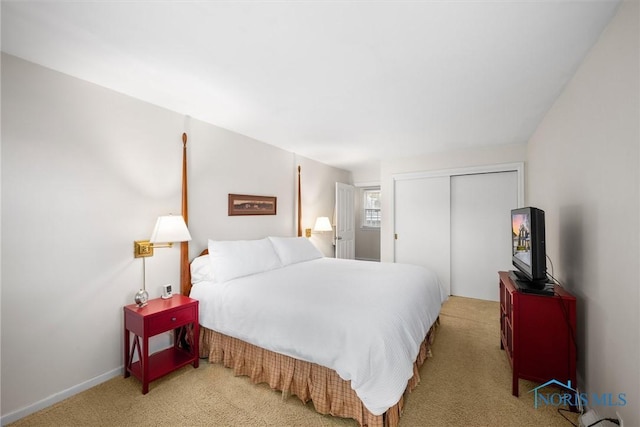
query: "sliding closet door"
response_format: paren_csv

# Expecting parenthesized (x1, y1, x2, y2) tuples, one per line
(394, 176, 451, 296)
(450, 172, 518, 301)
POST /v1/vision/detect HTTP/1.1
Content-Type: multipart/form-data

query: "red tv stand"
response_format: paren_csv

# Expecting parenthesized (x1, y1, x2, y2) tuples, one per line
(499, 271, 576, 397)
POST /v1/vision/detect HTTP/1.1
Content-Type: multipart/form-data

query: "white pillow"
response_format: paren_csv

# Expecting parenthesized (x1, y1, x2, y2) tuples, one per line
(208, 238, 282, 283)
(268, 236, 324, 266)
(190, 255, 213, 284)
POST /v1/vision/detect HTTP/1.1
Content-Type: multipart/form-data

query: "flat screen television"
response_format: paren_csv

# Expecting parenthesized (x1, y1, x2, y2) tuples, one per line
(511, 207, 547, 287)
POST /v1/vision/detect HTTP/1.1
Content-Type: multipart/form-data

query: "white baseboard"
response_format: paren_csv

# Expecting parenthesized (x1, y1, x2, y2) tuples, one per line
(1, 366, 122, 426)
(355, 257, 380, 262)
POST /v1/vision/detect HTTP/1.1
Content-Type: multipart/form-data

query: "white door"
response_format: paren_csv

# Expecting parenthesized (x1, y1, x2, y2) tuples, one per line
(450, 171, 518, 301)
(335, 182, 355, 259)
(394, 176, 451, 296)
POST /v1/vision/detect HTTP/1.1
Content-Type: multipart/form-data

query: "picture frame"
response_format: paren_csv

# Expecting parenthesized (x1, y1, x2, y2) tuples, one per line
(228, 194, 277, 216)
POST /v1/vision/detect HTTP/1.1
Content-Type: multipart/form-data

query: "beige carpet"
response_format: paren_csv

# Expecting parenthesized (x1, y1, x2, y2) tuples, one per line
(9, 296, 579, 426)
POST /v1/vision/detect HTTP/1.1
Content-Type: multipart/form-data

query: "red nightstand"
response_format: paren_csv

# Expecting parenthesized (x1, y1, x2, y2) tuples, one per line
(124, 295, 199, 394)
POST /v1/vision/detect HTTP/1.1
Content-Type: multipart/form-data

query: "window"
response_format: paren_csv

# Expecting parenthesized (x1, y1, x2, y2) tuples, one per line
(362, 189, 381, 228)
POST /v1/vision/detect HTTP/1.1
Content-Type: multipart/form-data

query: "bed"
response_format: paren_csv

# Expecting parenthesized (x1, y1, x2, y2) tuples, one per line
(176, 134, 447, 426)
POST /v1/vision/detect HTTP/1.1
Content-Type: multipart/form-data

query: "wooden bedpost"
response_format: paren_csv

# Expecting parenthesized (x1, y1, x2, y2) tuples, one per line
(180, 132, 190, 296)
(297, 165, 302, 237)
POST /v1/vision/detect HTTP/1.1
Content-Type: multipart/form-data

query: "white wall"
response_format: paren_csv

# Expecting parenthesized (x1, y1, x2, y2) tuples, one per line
(350, 161, 381, 184)
(380, 143, 527, 261)
(527, 1, 639, 424)
(184, 120, 295, 248)
(0, 53, 349, 422)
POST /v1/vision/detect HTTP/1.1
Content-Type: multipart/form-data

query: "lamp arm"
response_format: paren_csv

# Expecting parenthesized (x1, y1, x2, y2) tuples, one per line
(150, 242, 174, 249)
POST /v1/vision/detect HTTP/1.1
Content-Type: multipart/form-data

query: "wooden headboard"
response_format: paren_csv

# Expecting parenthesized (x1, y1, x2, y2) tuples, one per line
(179, 134, 303, 296)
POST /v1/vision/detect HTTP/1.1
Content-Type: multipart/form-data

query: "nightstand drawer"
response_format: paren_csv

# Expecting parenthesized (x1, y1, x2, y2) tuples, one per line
(148, 305, 195, 335)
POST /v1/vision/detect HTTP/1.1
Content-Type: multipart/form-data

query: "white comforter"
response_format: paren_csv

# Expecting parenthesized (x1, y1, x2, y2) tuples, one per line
(189, 257, 447, 415)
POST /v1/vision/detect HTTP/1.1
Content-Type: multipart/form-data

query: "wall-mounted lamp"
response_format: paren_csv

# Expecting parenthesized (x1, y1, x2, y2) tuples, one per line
(305, 216, 333, 237)
(134, 215, 192, 258)
(133, 215, 191, 306)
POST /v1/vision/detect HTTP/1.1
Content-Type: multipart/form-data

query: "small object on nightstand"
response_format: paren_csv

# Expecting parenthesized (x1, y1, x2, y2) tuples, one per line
(161, 284, 173, 299)
(134, 289, 148, 307)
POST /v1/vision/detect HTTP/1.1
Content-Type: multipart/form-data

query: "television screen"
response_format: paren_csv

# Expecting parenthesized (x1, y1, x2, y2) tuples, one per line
(512, 212, 532, 268)
(511, 207, 546, 284)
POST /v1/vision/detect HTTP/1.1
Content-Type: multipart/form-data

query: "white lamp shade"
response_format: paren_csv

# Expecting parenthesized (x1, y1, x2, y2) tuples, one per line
(149, 215, 192, 243)
(313, 216, 333, 232)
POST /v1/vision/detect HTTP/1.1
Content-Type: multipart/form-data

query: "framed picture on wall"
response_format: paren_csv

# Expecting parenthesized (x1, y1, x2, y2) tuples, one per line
(228, 194, 277, 216)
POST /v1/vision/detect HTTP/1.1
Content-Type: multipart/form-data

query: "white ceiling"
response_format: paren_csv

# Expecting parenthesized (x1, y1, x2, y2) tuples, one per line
(1, 1, 620, 172)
